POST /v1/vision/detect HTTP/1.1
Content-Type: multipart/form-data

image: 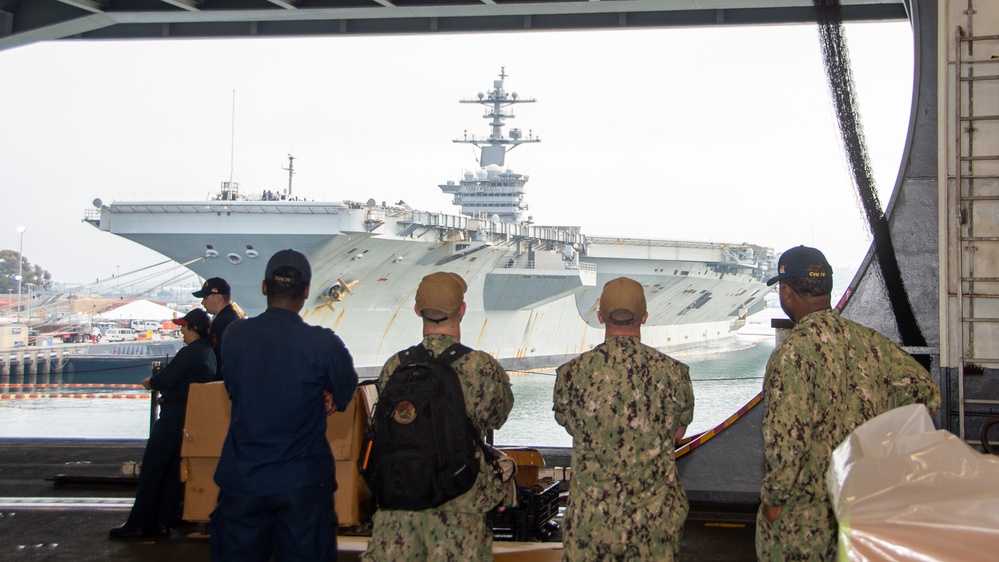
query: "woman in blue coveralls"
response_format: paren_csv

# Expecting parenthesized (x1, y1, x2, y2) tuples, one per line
(109, 308, 217, 539)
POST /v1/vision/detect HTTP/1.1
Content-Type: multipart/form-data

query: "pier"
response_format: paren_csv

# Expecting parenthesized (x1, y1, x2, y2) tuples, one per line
(0, 346, 80, 387)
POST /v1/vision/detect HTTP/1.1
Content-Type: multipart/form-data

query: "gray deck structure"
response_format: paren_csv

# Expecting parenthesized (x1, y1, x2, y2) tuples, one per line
(0, 1, 907, 53)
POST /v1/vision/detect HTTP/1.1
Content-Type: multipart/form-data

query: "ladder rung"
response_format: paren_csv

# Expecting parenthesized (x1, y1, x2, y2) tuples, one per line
(960, 33, 999, 42)
(961, 236, 999, 242)
(961, 317, 999, 323)
(960, 114, 999, 121)
(965, 399, 999, 406)
(961, 276, 999, 282)
(962, 357, 999, 363)
(960, 195, 999, 201)
(960, 156, 999, 161)
(960, 74, 999, 81)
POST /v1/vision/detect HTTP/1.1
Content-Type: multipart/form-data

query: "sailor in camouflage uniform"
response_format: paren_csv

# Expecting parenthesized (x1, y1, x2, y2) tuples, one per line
(361, 272, 514, 562)
(554, 277, 694, 562)
(757, 246, 941, 561)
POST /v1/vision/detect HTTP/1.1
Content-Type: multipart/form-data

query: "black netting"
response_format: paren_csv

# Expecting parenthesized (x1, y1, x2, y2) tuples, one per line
(813, 0, 926, 347)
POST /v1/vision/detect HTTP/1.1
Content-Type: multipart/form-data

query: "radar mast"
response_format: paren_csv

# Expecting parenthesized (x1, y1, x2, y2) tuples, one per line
(439, 68, 540, 223)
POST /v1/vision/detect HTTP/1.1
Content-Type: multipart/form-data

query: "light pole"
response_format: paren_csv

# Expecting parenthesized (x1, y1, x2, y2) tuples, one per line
(23, 282, 34, 325)
(16, 226, 26, 322)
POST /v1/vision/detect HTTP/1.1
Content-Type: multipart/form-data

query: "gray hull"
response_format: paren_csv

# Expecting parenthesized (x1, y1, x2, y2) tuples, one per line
(89, 199, 773, 375)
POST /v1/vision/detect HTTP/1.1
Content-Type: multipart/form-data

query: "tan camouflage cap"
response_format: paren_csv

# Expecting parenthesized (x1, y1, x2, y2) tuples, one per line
(599, 277, 647, 324)
(415, 272, 467, 318)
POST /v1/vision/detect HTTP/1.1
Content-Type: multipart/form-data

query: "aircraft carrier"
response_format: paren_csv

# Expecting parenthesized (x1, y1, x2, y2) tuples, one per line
(85, 69, 775, 375)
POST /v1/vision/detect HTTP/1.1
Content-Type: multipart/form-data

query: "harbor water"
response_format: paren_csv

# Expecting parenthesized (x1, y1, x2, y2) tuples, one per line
(0, 336, 773, 445)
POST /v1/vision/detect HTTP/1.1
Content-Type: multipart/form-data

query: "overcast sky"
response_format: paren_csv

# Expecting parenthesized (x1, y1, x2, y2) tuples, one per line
(0, 20, 913, 291)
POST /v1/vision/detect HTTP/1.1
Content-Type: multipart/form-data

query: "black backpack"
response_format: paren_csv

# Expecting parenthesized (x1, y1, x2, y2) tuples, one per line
(358, 343, 489, 510)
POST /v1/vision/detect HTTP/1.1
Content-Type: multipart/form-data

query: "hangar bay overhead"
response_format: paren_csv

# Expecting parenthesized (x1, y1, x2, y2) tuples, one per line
(1, 1, 907, 52)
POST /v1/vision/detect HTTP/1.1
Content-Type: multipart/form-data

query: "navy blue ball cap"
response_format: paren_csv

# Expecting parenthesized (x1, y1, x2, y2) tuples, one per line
(766, 246, 832, 286)
(265, 249, 312, 285)
(192, 277, 231, 298)
(174, 308, 211, 330)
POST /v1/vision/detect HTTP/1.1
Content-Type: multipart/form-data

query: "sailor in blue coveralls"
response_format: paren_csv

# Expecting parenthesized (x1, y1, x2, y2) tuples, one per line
(210, 249, 359, 562)
(109, 308, 217, 539)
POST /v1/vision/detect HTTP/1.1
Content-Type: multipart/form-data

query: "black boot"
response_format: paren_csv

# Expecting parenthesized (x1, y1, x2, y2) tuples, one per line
(108, 525, 144, 539)
(108, 525, 170, 539)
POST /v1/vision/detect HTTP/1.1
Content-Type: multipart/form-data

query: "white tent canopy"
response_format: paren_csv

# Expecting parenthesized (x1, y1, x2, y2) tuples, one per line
(96, 300, 183, 321)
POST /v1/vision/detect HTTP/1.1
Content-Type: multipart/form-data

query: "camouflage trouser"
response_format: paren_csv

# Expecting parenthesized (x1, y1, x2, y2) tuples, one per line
(755, 500, 838, 561)
(562, 494, 684, 562)
(360, 509, 491, 562)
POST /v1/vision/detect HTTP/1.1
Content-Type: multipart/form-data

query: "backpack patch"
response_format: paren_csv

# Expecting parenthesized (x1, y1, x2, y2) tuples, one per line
(358, 343, 486, 510)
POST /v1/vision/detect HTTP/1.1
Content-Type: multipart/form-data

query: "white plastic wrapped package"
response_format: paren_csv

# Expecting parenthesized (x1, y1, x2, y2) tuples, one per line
(828, 404, 999, 561)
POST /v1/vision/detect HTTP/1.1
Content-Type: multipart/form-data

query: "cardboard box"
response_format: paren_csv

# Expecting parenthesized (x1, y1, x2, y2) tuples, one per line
(493, 547, 563, 561)
(180, 382, 375, 526)
(501, 447, 546, 488)
(180, 456, 221, 522)
(181, 382, 230, 458)
(180, 382, 231, 522)
(327, 384, 377, 526)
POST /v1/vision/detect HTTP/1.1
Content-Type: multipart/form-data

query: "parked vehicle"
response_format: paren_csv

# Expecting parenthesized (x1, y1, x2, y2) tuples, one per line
(56, 326, 99, 343)
(105, 328, 138, 342)
(130, 320, 163, 332)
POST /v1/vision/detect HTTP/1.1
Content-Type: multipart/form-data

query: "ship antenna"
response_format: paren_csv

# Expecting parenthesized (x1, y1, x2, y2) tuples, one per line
(283, 154, 295, 197)
(451, 67, 538, 168)
(229, 89, 236, 184)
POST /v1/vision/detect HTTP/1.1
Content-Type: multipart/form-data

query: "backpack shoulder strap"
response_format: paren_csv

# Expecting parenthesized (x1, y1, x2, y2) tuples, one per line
(438, 342, 473, 365)
(433, 342, 498, 464)
(400, 344, 431, 365)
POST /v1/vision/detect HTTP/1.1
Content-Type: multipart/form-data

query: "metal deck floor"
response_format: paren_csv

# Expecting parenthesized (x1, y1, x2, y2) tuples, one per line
(0, 439, 755, 561)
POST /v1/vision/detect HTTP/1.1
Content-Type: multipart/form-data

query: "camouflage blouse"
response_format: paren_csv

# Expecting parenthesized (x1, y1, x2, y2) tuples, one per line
(760, 308, 941, 508)
(553, 336, 694, 505)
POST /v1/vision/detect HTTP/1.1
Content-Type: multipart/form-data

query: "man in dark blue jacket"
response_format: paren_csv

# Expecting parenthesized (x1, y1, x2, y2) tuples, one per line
(211, 249, 359, 562)
(192, 277, 240, 380)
